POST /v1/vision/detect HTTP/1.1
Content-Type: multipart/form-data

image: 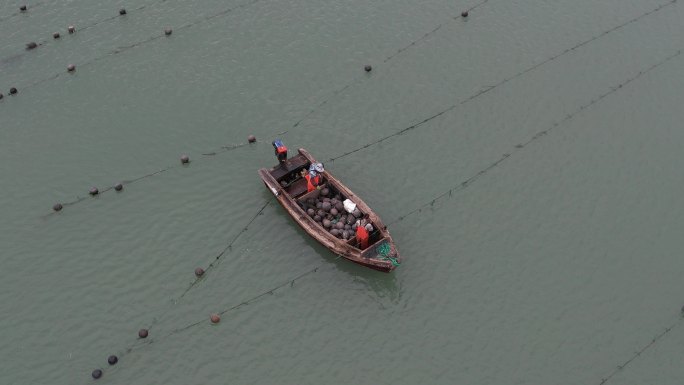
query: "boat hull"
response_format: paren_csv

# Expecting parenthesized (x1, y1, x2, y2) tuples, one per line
(259, 148, 400, 272)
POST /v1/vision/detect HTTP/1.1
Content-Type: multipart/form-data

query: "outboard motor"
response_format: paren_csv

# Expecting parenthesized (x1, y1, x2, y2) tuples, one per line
(272, 139, 288, 165)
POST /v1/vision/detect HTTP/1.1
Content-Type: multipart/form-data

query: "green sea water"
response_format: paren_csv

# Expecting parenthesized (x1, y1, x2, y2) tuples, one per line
(2, 0, 684, 384)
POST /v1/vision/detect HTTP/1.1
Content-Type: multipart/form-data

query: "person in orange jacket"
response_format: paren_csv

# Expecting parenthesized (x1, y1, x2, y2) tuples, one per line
(301, 162, 324, 192)
(355, 217, 373, 249)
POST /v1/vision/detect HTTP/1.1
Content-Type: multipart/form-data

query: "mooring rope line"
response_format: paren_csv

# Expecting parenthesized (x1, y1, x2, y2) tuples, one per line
(382, 24, 443, 64)
(99, 252, 343, 376)
(0, 0, 167, 65)
(145, 231, 392, 339)
(82, 50, 683, 379)
(88, 196, 384, 374)
(8, 0, 490, 105)
(13, 1, 668, 379)
(0, 1, 47, 23)
(60, 168, 171, 207)
(34, 1, 491, 214)
(78, 0, 170, 33)
(95, 198, 273, 356)
(95, 240, 684, 382)
(291, 0, 491, 130)
(382, 0, 489, 64)
(130, 199, 273, 348)
(33, 0, 676, 216)
(170, 257, 339, 335)
(10, 0, 267, 94)
(360, 51, 684, 385)
(95, 186, 389, 372)
(40, 140, 253, 217)
(598, 317, 683, 384)
(326, 0, 677, 164)
(84, 46, 683, 379)
(383, 48, 682, 227)
(176, 200, 272, 299)
(83, 0, 260, 62)
(94, 164, 682, 381)
(7, 0, 675, 102)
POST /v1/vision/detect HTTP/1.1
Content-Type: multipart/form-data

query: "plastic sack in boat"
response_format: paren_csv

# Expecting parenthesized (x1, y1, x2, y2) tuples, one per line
(343, 199, 356, 213)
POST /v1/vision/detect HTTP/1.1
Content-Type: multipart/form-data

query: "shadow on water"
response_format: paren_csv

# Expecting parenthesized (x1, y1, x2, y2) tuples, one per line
(0, 51, 27, 66)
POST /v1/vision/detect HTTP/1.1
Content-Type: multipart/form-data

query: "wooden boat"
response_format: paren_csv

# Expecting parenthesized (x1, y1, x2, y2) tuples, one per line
(258, 146, 401, 272)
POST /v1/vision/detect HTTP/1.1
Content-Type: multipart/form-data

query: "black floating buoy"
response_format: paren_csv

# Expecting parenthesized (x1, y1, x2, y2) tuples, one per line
(119, 8, 127, 15)
(53, 32, 60, 39)
(67, 64, 76, 72)
(53, 203, 63, 212)
(164, 28, 172, 36)
(461, 11, 469, 17)
(247, 135, 256, 143)
(68, 25, 76, 34)
(107, 355, 118, 365)
(194, 267, 205, 277)
(180, 154, 190, 164)
(364, 65, 372, 72)
(138, 329, 148, 338)
(0, 93, 4, 100)
(89, 187, 99, 196)
(26, 42, 38, 50)
(91, 369, 102, 379)
(114, 182, 123, 191)
(9, 87, 17, 95)
(20, 5, 27, 12)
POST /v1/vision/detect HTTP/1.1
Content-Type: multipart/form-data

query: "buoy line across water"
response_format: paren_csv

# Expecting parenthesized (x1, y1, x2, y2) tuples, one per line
(121, 199, 272, 337)
(380, 0, 488, 64)
(83, 43, 680, 373)
(1, 0, 173, 57)
(38, 0, 672, 216)
(325, 0, 678, 164)
(3, 0, 490, 100)
(44, 137, 258, 216)
(84, 196, 338, 379)
(4, 0, 672, 109)
(7, 0, 679, 381)
(83, 188, 387, 378)
(78, 182, 397, 379)
(91, 254, 340, 380)
(0, 2, 47, 23)
(103, 47, 684, 384)
(36, 0, 497, 214)
(598, 317, 684, 385)
(11, 2, 670, 381)
(2, 0, 271, 94)
(80, 46, 682, 377)
(290, 0, 490, 129)
(379, 49, 683, 226)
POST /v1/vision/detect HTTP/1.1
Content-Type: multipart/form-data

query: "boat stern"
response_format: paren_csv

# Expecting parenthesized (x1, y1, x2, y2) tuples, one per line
(361, 240, 401, 272)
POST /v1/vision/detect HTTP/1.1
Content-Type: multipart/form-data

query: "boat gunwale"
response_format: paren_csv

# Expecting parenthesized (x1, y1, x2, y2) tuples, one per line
(258, 148, 399, 272)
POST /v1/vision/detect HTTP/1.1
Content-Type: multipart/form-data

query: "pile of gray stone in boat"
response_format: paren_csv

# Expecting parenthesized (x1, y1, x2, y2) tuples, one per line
(300, 188, 363, 240)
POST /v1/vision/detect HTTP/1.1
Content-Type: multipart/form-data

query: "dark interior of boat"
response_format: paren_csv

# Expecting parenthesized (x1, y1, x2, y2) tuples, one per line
(269, 154, 315, 198)
(269, 153, 384, 254)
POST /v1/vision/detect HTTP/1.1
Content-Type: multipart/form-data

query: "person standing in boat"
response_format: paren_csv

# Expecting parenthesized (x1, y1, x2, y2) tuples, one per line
(355, 217, 373, 250)
(301, 162, 324, 192)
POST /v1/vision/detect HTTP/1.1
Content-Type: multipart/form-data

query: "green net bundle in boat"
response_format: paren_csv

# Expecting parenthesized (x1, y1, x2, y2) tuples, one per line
(376, 242, 400, 266)
(376, 242, 391, 257)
